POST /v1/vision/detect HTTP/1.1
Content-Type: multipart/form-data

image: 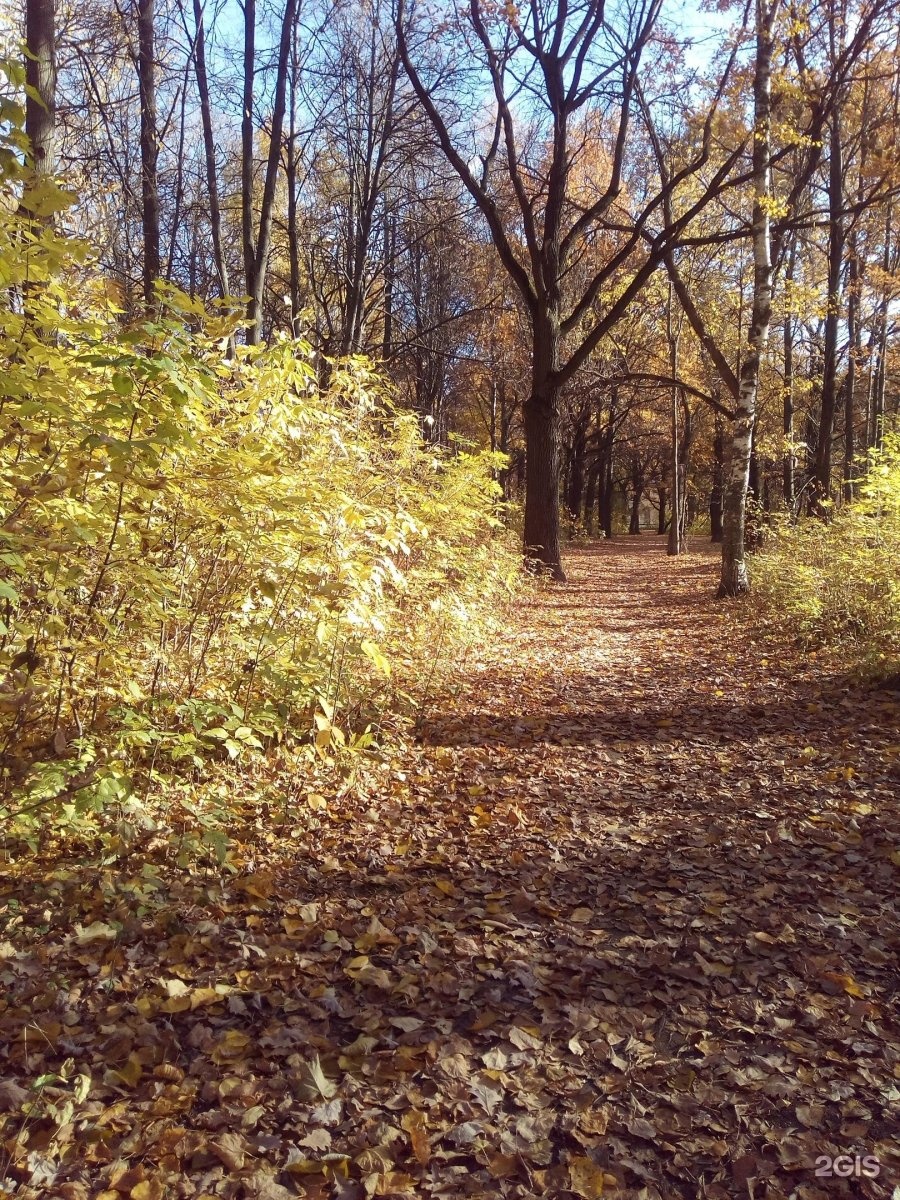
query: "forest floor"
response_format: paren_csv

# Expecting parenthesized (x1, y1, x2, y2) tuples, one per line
(2, 537, 899, 1200)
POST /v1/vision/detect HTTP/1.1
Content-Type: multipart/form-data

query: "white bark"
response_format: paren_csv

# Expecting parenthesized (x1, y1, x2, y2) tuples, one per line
(719, 0, 779, 596)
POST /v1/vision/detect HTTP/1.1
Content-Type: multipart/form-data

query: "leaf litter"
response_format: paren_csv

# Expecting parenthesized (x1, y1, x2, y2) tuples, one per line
(1, 538, 898, 1199)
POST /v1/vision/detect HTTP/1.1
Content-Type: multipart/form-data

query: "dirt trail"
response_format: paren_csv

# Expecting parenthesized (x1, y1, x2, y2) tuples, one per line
(2, 537, 898, 1200)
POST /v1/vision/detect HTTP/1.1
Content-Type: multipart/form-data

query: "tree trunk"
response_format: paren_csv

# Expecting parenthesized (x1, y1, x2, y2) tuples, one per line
(843, 239, 859, 502)
(720, 403, 754, 593)
(523, 398, 564, 576)
(710, 416, 724, 542)
(628, 453, 644, 536)
(870, 308, 888, 449)
(601, 443, 614, 539)
(567, 412, 587, 524)
(667, 391, 682, 554)
(667, 289, 683, 555)
(137, 0, 160, 308)
(382, 207, 396, 360)
(657, 487, 667, 535)
(842, 93, 870, 501)
(812, 104, 844, 500)
(629, 488, 642, 535)
(678, 396, 694, 543)
(749, 441, 760, 506)
(497, 381, 512, 498)
(286, 131, 301, 335)
(719, 0, 778, 597)
(166, 61, 189, 286)
(246, 0, 297, 344)
(782, 235, 797, 507)
(523, 313, 565, 578)
(584, 458, 599, 535)
(192, 0, 229, 298)
(868, 68, 897, 449)
(22, 0, 56, 220)
(241, 0, 256, 324)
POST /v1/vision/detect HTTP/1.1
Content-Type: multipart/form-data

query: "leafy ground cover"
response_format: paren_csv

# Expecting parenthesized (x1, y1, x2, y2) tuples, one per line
(1, 537, 898, 1200)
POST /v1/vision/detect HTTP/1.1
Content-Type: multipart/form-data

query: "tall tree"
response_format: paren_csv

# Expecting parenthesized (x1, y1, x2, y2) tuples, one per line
(812, 92, 845, 500)
(191, 0, 229, 297)
(137, 0, 160, 306)
(717, 0, 779, 594)
(22, 0, 57, 219)
(242, 0, 298, 343)
(397, 0, 740, 578)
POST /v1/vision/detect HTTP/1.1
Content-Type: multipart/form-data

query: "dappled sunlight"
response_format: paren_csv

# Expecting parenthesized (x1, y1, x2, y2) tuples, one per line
(4, 540, 897, 1199)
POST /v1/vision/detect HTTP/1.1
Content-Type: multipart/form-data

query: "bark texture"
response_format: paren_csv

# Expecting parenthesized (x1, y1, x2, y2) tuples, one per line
(192, 0, 229, 298)
(138, 0, 160, 308)
(23, 0, 57, 208)
(719, 0, 778, 597)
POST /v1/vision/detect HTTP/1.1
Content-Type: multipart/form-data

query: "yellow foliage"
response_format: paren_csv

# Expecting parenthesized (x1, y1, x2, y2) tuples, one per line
(0, 71, 520, 844)
(752, 432, 900, 675)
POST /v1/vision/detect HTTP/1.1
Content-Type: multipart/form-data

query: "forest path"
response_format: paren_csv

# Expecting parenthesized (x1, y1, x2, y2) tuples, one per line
(3, 539, 899, 1200)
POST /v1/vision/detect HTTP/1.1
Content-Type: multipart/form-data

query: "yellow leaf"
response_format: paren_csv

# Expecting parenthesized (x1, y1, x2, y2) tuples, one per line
(160, 994, 191, 1014)
(234, 873, 274, 900)
(131, 1181, 165, 1200)
(284, 1157, 326, 1176)
(401, 1110, 430, 1166)
(211, 1030, 251, 1064)
(114, 1053, 143, 1088)
(570, 1156, 615, 1198)
(373, 1173, 416, 1196)
(191, 985, 234, 1010)
(75, 921, 119, 946)
(823, 971, 865, 998)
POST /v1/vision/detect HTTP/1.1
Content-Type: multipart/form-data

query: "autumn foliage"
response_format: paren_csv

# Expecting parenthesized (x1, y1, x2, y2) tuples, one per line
(752, 432, 900, 675)
(0, 104, 518, 849)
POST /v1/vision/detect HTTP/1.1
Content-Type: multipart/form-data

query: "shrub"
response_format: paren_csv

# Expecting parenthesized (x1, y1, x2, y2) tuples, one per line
(752, 433, 900, 675)
(0, 78, 520, 849)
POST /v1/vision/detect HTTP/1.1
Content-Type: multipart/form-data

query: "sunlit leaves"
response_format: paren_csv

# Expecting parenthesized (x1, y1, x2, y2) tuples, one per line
(753, 429, 900, 672)
(0, 144, 520, 846)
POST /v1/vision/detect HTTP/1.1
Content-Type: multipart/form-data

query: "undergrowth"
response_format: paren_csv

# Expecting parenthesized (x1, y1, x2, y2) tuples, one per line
(752, 431, 900, 678)
(0, 66, 520, 860)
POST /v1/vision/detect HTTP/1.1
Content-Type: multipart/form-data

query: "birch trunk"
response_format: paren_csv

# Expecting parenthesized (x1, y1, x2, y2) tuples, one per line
(719, 0, 778, 596)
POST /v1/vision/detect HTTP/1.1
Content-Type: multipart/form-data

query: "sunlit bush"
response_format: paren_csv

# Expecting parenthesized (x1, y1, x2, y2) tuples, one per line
(0, 78, 520, 847)
(752, 432, 900, 675)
